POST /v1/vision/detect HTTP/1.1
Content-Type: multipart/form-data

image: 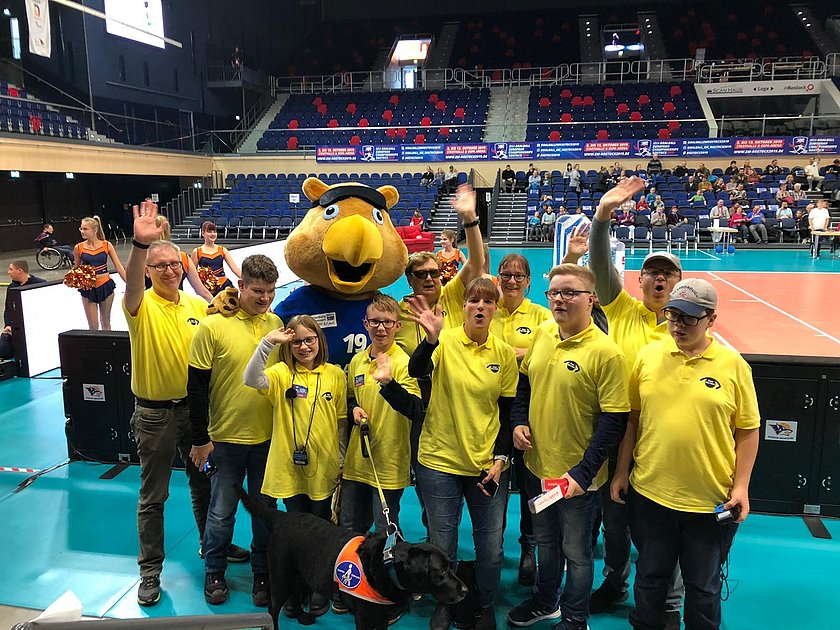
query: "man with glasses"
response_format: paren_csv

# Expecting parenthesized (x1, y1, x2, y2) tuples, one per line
(507, 264, 629, 630)
(575, 177, 685, 627)
(124, 201, 246, 607)
(611, 279, 759, 630)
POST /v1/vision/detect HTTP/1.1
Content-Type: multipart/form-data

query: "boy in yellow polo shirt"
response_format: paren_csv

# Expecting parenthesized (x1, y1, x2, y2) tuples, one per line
(507, 264, 629, 630)
(187, 255, 282, 607)
(342, 294, 423, 534)
(611, 279, 760, 630)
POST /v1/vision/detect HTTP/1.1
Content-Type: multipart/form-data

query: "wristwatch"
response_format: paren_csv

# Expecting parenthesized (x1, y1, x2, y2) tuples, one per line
(494, 455, 509, 464)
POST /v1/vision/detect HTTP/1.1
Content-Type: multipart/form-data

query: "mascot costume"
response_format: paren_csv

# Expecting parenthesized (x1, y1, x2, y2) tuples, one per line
(274, 177, 409, 368)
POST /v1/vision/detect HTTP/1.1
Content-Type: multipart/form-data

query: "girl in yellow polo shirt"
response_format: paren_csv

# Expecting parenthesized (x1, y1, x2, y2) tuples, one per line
(407, 276, 518, 630)
(489, 253, 551, 588)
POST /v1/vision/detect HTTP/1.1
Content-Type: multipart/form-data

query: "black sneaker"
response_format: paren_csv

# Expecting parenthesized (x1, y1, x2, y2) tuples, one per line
(204, 571, 229, 605)
(252, 572, 270, 608)
(197, 543, 251, 563)
(309, 592, 330, 617)
(506, 598, 562, 627)
(137, 574, 161, 607)
(589, 581, 628, 614)
(331, 592, 349, 614)
(551, 619, 590, 630)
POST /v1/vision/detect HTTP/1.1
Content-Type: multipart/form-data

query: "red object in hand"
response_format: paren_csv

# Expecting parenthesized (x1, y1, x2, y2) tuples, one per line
(542, 477, 569, 496)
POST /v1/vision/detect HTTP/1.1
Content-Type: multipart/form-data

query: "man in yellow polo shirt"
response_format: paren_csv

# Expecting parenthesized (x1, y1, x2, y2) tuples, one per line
(187, 254, 282, 607)
(124, 200, 245, 608)
(507, 264, 629, 630)
(577, 177, 684, 620)
(611, 279, 760, 630)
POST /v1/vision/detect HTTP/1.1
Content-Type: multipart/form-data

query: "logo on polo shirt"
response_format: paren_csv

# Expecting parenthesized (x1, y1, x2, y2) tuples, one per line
(187, 317, 200, 325)
(516, 326, 532, 335)
(564, 360, 581, 372)
(486, 363, 500, 373)
(700, 377, 721, 389)
(323, 391, 333, 400)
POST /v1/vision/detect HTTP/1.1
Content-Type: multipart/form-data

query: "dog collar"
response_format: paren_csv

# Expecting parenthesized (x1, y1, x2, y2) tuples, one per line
(335, 536, 395, 605)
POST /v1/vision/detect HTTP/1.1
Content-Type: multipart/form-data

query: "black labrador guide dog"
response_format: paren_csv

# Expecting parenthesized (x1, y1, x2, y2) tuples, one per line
(239, 488, 467, 629)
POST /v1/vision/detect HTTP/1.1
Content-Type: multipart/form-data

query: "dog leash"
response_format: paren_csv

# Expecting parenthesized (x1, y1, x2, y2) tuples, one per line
(358, 422, 406, 590)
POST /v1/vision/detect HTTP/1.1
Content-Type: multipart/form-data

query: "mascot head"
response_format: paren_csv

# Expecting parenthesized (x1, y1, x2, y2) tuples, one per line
(284, 178, 409, 297)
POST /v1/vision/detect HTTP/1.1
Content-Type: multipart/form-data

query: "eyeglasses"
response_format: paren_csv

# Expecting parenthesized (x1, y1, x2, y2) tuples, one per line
(641, 268, 680, 279)
(545, 289, 594, 301)
(291, 336, 318, 348)
(409, 269, 441, 280)
(499, 272, 528, 283)
(364, 318, 397, 329)
(145, 262, 182, 272)
(663, 309, 709, 327)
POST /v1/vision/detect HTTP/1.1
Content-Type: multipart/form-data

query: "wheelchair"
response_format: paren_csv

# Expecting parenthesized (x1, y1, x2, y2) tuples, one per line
(35, 246, 73, 271)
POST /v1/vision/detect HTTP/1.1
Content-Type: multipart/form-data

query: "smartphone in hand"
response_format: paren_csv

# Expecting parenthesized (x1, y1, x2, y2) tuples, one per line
(478, 471, 499, 497)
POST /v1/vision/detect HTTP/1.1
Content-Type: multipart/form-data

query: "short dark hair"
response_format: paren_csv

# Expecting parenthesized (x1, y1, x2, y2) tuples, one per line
(10, 260, 28, 273)
(241, 254, 278, 285)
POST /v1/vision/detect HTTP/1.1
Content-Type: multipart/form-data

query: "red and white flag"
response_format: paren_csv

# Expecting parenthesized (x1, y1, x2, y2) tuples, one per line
(25, 0, 51, 58)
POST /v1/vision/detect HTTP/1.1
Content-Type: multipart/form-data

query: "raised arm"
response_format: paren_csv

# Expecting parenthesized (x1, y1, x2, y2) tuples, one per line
(124, 200, 167, 316)
(244, 328, 293, 390)
(452, 184, 485, 287)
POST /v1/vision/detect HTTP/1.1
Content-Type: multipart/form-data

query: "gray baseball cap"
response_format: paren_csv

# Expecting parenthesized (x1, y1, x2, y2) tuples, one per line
(667, 279, 717, 317)
(641, 251, 682, 272)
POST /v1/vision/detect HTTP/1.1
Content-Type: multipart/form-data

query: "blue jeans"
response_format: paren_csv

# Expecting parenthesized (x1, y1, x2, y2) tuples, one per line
(628, 488, 737, 630)
(525, 469, 597, 624)
(415, 463, 510, 609)
(203, 440, 275, 574)
(339, 479, 403, 534)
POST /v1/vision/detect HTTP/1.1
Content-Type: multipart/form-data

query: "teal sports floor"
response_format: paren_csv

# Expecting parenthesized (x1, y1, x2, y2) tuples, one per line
(2, 247, 839, 629)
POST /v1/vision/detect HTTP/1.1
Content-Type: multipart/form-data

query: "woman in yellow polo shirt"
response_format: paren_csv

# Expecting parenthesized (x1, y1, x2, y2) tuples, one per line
(244, 314, 347, 618)
(407, 277, 518, 630)
(490, 253, 551, 588)
(611, 279, 760, 630)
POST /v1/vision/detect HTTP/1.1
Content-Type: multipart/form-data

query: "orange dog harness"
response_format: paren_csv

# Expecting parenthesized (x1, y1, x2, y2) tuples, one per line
(334, 536, 395, 605)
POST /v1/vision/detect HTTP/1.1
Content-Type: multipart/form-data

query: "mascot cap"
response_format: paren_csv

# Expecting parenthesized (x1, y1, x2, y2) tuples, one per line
(314, 185, 387, 211)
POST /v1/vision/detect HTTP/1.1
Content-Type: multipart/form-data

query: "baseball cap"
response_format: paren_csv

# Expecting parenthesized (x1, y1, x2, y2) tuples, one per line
(666, 279, 717, 317)
(641, 251, 682, 272)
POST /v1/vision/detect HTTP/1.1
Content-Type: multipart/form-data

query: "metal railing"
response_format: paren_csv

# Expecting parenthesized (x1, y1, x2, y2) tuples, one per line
(13, 613, 273, 630)
(162, 171, 226, 228)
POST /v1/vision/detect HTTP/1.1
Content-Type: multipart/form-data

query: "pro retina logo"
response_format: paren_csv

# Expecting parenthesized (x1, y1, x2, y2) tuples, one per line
(323, 392, 333, 400)
(516, 326, 532, 335)
(700, 377, 721, 389)
(187, 317, 200, 326)
(564, 361, 581, 372)
(487, 363, 500, 373)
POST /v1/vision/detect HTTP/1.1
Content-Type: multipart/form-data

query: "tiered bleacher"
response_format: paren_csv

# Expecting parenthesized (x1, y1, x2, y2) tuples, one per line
(527, 82, 706, 141)
(257, 89, 490, 150)
(188, 172, 442, 238)
(0, 82, 88, 139)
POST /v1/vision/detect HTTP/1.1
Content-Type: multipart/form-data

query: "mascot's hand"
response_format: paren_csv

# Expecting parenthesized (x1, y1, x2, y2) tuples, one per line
(207, 286, 239, 316)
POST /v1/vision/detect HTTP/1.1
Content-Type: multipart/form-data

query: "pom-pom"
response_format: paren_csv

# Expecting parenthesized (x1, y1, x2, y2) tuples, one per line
(198, 266, 221, 293)
(64, 265, 97, 289)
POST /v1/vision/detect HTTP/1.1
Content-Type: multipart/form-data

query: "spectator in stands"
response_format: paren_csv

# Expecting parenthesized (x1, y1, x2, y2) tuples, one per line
(563, 163, 574, 187)
(593, 167, 609, 193)
(796, 207, 811, 243)
(729, 203, 748, 242)
(790, 183, 807, 202)
(650, 207, 668, 228)
(421, 167, 435, 187)
(230, 47, 244, 72)
(35, 223, 74, 262)
(645, 187, 658, 206)
(410, 209, 426, 230)
(809, 199, 831, 234)
(434, 167, 445, 187)
(612, 279, 759, 630)
(569, 164, 582, 194)
(689, 191, 705, 205)
(777, 201, 793, 220)
(710, 200, 731, 243)
(806, 158, 824, 192)
(542, 171, 552, 187)
(445, 166, 459, 194)
(556, 205, 568, 216)
(685, 175, 699, 194)
(76, 216, 127, 331)
(667, 206, 687, 230)
(502, 165, 516, 193)
(528, 212, 542, 241)
(697, 177, 712, 194)
(695, 163, 710, 179)
(733, 169, 747, 187)
(729, 184, 747, 204)
(765, 159, 782, 177)
(724, 160, 739, 177)
(541, 204, 557, 241)
(528, 168, 541, 194)
(618, 207, 636, 228)
(776, 183, 793, 205)
(633, 197, 646, 212)
(646, 154, 663, 176)
(1, 261, 46, 360)
(541, 195, 554, 213)
(747, 204, 768, 243)
(652, 196, 666, 214)
(712, 177, 727, 194)
(826, 159, 840, 178)
(673, 161, 688, 178)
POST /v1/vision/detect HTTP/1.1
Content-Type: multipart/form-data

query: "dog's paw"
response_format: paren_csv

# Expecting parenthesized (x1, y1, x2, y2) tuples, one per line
(297, 611, 316, 626)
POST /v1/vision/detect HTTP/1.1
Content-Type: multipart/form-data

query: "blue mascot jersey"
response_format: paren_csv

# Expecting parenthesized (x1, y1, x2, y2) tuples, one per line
(274, 285, 372, 370)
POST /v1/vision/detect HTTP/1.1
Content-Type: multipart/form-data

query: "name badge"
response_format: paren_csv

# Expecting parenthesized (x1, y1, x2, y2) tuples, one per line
(354, 374, 365, 388)
(293, 384, 308, 398)
(312, 312, 338, 329)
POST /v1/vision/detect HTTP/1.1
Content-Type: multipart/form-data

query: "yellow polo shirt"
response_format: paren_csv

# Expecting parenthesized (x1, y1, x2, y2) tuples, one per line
(521, 320, 630, 488)
(395, 275, 466, 356)
(188, 309, 283, 444)
(603, 289, 669, 368)
(124, 290, 206, 401)
(491, 298, 552, 353)
(629, 337, 761, 512)
(344, 342, 421, 489)
(260, 362, 348, 501)
(418, 326, 518, 476)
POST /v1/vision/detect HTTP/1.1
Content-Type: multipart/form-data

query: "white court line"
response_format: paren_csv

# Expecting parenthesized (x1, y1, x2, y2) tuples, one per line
(695, 249, 721, 261)
(713, 332, 736, 350)
(705, 271, 840, 346)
